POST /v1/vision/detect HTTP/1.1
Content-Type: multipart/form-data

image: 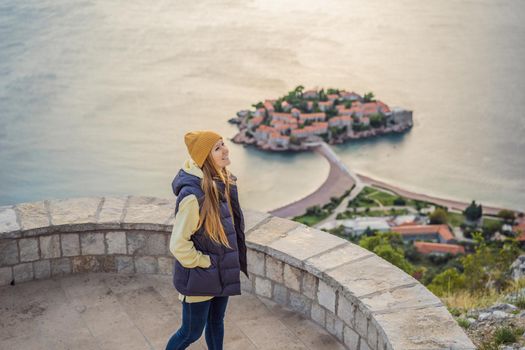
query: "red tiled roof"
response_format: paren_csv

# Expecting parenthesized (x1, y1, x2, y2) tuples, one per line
(390, 224, 455, 242)
(264, 101, 274, 110)
(414, 242, 465, 255)
(272, 112, 293, 118)
(514, 222, 525, 241)
(250, 116, 263, 125)
(299, 112, 326, 120)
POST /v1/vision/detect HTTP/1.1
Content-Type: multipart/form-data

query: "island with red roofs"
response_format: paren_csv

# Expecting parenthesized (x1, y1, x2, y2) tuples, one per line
(229, 86, 413, 151)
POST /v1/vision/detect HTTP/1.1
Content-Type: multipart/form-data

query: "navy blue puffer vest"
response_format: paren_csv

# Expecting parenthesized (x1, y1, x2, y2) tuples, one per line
(171, 168, 248, 297)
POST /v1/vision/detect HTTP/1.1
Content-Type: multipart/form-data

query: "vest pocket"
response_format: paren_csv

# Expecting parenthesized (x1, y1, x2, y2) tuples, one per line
(174, 260, 190, 285)
(186, 254, 222, 294)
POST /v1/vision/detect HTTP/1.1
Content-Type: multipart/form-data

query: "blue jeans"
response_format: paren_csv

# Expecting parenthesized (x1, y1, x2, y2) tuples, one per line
(165, 296, 229, 350)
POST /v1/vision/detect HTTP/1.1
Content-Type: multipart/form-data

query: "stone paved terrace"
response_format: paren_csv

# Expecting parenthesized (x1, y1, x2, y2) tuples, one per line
(0, 196, 476, 349)
(0, 273, 345, 349)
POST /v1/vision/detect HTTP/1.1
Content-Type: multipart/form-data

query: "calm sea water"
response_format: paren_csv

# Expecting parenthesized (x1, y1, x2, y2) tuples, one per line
(1, 0, 524, 212)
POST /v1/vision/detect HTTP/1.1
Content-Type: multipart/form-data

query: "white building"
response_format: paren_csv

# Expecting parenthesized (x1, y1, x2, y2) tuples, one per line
(341, 217, 391, 236)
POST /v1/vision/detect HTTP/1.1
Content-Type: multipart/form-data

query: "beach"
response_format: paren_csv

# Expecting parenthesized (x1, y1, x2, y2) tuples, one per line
(269, 143, 523, 219)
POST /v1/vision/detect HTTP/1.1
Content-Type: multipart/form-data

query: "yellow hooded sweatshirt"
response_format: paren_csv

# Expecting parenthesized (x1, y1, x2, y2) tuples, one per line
(169, 158, 214, 303)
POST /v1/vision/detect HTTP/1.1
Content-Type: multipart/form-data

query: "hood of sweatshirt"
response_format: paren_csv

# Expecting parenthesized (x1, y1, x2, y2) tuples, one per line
(172, 158, 238, 198)
(172, 158, 203, 197)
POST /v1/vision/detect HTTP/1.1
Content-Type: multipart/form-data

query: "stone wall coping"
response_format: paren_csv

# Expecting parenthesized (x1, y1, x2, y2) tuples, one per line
(0, 196, 475, 350)
(1, 196, 176, 238)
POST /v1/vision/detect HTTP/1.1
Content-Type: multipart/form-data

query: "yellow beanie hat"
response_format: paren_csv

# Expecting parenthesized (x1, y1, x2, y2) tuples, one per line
(184, 130, 223, 168)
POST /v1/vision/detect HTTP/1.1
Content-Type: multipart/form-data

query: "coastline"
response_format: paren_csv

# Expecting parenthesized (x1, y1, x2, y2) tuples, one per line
(268, 143, 523, 219)
(268, 146, 355, 218)
(356, 173, 522, 216)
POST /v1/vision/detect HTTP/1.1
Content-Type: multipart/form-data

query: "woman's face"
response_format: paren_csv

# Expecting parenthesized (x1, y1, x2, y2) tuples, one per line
(210, 138, 230, 169)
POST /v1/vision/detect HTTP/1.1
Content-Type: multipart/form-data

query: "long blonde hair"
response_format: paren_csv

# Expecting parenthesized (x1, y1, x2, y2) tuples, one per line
(196, 152, 236, 248)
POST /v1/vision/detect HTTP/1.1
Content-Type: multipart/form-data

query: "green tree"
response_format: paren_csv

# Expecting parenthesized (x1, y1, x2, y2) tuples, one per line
(461, 232, 520, 292)
(483, 219, 503, 236)
(359, 232, 414, 274)
(428, 268, 466, 296)
(369, 113, 386, 128)
(429, 208, 448, 225)
(393, 197, 406, 206)
(294, 85, 305, 97)
(319, 89, 328, 101)
(274, 100, 283, 112)
(464, 200, 482, 222)
(252, 101, 264, 109)
(498, 209, 516, 224)
(306, 205, 323, 216)
(363, 92, 375, 102)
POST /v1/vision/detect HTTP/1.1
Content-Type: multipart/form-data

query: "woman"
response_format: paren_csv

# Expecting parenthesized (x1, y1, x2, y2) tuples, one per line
(166, 130, 248, 350)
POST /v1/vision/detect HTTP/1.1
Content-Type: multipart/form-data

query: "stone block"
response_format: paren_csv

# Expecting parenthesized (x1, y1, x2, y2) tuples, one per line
(123, 196, 173, 227)
(272, 283, 288, 305)
(367, 321, 378, 350)
(72, 256, 115, 273)
(14, 200, 49, 231)
(302, 272, 318, 300)
(265, 255, 283, 283)
(289, 290, 311, 317)
(305, 242, 372, 273)
(127, 231, 165, 255)
(240, 272, 253, 293)
(247, 249, 265, 276)
(99, 256, 116, 272)
(0, 206, 20, 235)
(61, 233, 80, 257)
(360, 341, 371, 350)
(158, 257, 174, 275)
(33, 260, 51, 279)
(355, 308, 368, 338)
(311, 302, 326, 327)
(337, 295, 355, 327)
(242, 209, 271, 233)
(267, 225, 345, 266)
(127, 232, 146, 255)
(246, 216, 300, 251)
(51, 257, 71, 276)
(318, 279, 336, 313)
(254, 276, 272, 298)
(116, 256, 134, 273)
(283, 264, 301, 291)
(134, 256, 158, 274)
(145, 233, 166, 255)
(326, 254, 416, 298)
(40, 234, 60, 259)
(360, 283, 442, 314)
(98, 196, 127, 224)
(81, 233, 105, 255)
(0, 239, 19, 265)
(105, 231, 127, 254)
(19, 238, 39, 262)
(13, 262, 33, 283)
(72, 256, 100, 273)
(373, 306, 475, 350)
(326, 312, 344, 341)
(0, 266, 13, 285)
(344, 326, 360, 350)
(48, 197, 101, 226)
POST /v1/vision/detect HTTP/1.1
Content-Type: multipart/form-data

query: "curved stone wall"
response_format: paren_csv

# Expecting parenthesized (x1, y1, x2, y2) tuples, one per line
(0, 196, 475, 350)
